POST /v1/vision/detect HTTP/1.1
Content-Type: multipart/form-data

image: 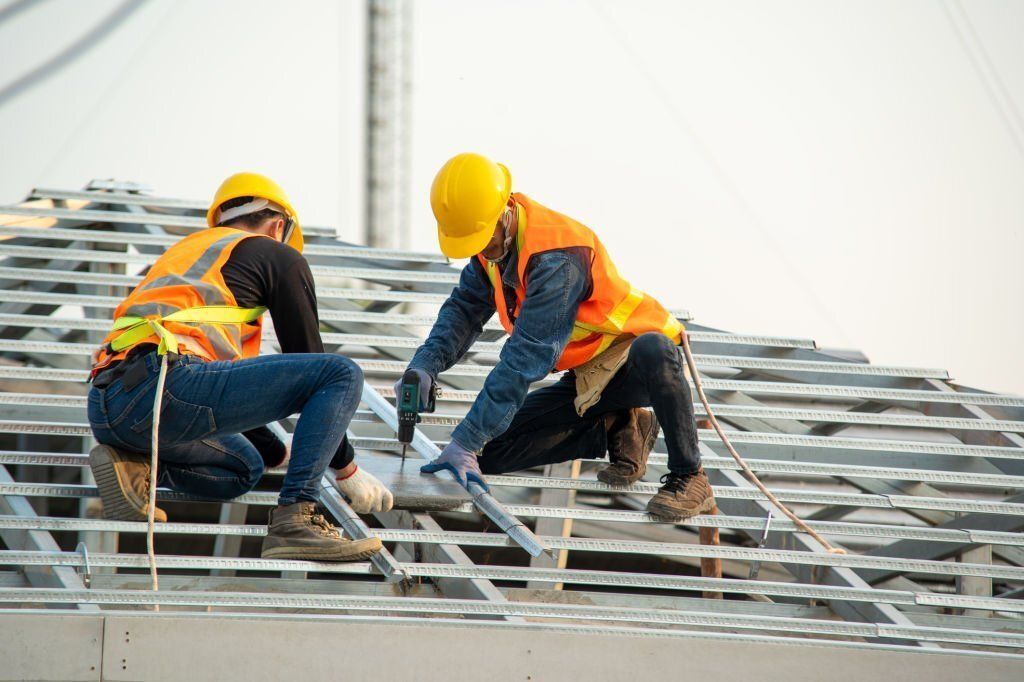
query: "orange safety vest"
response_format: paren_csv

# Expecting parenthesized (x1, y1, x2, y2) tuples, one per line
(477, 193, 683, 371)
(92, 227, 268, 376)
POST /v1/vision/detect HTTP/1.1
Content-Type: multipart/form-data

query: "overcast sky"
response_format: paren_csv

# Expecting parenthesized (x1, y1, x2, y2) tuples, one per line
(1, 0, 1021, 393)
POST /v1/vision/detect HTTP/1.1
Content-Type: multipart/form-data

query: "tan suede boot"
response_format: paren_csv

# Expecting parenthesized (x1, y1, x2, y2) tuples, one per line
(88, 444, 168, 523)
(261, 501, 383, 562)
(646, 468, 716, 521)
(596, 409, 660, 486)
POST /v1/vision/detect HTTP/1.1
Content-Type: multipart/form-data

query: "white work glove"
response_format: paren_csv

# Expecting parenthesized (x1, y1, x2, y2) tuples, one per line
(335, 465, 394, 514)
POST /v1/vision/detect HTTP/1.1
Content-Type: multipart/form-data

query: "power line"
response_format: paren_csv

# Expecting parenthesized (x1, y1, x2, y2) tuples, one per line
(0, 0, 48, 26)
(940, 0, 1024, 163)
(32, 0, 178, 184)
(0, 0, 147, 109)
(586, 0, 854, 346)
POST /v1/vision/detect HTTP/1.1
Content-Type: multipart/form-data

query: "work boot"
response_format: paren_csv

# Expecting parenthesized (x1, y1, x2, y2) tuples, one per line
(646, 468, 716, 521)
(88, 444, 167, 523)
(596, 409, 660, 486)
(261, 501, 383, 562)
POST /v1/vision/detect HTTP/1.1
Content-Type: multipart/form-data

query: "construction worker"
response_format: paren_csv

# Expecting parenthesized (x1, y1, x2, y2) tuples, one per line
(86, 172, 393, 562)
(405, 153, 714, 521)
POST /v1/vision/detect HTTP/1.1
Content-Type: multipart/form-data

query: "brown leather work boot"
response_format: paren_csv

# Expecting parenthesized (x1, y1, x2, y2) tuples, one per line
(597, 409, 660, 486)
(89, 444, 168, 523)
(646, 468, 716, 521)
(261, 501, 383, 562)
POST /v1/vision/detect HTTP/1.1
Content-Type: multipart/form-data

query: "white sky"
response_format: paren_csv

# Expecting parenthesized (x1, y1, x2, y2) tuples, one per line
(1, 0, 1022, 394)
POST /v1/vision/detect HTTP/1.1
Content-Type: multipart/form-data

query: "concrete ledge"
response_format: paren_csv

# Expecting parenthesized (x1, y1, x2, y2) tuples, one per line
(2, 610, 1022, 681)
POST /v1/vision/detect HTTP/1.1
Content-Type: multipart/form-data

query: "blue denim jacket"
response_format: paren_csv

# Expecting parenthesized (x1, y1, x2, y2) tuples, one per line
(409, 247, 590, 451)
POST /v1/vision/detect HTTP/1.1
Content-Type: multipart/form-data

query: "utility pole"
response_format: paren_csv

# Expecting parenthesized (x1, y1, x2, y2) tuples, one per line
(365, 0, 412, 250)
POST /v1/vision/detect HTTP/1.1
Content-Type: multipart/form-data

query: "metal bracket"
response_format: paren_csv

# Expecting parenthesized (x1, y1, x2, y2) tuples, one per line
(748, 510, 773, 580)
(74, 542, 91, 588)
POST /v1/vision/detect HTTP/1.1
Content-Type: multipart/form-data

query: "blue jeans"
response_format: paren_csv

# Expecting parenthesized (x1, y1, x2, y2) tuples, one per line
(87, 351, 364, 506)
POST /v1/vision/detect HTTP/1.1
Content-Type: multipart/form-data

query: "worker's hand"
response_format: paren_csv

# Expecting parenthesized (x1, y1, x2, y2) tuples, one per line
(420, 440, 488, 492)
(335, 465, 394, 514)
(393, 368, 434, 409)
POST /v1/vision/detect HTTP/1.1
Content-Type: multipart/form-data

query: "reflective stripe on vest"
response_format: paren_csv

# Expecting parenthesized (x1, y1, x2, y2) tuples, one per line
(478, 194, 684, 372)
(109, 305, 266, 356)
(92, 228, 267, 374)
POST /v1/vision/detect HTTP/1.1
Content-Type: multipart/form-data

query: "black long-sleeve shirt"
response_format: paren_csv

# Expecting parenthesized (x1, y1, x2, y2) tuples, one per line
(222, 237, 323, 354)
(221, 236, 353, 469)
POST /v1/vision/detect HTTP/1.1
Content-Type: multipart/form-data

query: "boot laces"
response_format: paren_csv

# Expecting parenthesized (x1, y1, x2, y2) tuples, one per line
(660, 471, 698, 495)
(308, 509, 340, 538)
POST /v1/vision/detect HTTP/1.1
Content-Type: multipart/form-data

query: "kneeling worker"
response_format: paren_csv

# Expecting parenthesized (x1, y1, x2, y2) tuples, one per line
(407, 153, 714, 521)
(87, 172, 392, 561)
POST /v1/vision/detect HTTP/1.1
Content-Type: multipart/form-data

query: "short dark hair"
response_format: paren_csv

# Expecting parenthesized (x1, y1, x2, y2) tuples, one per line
(217, 196, 285, 228)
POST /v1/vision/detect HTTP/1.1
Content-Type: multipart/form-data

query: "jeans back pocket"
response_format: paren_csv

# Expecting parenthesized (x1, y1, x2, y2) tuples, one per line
(129, 391, 217, 447)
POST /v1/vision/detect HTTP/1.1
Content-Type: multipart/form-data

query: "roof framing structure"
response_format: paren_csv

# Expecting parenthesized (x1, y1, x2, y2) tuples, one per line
(0, 182, 1021, 677)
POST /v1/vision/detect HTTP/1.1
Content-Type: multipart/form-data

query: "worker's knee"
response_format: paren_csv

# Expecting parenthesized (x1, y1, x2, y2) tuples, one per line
(631, 332, 679, 365)
(233, 464, 263, 497)
(319, 355, 364, 416)
(232, 449, 265, 496)
(319, 354, 363, 391)
(221, 478, 259, 500)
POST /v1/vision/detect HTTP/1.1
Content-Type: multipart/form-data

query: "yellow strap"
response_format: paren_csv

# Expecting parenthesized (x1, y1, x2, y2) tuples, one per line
(484, 261, 501, 291)
(109, 306, 266, 355)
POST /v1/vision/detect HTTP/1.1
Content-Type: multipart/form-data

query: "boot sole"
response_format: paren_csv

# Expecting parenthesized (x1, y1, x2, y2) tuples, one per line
(89, 445, 163, 523)
(646, 495, 717, 522)
(261, 537, 383, 563)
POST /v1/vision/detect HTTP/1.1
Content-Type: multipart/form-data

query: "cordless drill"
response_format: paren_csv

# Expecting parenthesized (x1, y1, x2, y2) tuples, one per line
(397, 369, 436, 463)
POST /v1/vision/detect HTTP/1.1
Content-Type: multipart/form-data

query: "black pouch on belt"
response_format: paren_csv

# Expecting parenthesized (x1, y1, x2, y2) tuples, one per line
(120, 354, 153, 391)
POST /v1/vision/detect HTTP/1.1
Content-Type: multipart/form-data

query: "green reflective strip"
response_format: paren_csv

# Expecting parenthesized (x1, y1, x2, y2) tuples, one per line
(515, 204, 526, 251)
(162, 306, 265, 324)
(108, 321, 154, 352)
(485, 263, 500, 291)
(108, 306, 265, 355)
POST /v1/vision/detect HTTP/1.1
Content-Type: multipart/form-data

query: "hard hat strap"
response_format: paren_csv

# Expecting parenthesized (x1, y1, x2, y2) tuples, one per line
(215, 198, 289, 226)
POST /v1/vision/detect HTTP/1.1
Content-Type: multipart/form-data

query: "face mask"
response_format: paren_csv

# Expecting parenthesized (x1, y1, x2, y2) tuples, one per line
(484, 208, 516, 264)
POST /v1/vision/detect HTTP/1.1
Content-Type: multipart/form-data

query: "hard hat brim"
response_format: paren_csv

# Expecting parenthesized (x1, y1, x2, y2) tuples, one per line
(437, 221, 496, 260)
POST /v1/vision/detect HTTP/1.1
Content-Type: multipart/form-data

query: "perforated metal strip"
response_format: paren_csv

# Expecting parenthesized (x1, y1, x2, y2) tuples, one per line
(0, 585, 1020, 649)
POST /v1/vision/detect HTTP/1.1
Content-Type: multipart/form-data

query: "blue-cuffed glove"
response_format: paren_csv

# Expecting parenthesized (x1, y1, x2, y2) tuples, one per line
(393, 368, 435, 409)
(420, 440, 488, 492)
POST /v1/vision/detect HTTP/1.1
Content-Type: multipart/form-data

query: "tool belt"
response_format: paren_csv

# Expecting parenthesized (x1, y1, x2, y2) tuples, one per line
(92, 345, 159, 390)
(92, 305, 266, 383)
(108, 305, 266, 356)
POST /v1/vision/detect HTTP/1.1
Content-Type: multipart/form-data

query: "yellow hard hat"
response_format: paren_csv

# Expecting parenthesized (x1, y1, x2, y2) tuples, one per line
(430, 153, 512, 259)
(207, 172, 304, 253)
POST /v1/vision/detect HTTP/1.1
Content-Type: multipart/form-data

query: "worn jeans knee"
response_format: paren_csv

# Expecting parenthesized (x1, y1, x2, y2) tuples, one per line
(630, 332, 682, 381)
(319, 354, 364, 409)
